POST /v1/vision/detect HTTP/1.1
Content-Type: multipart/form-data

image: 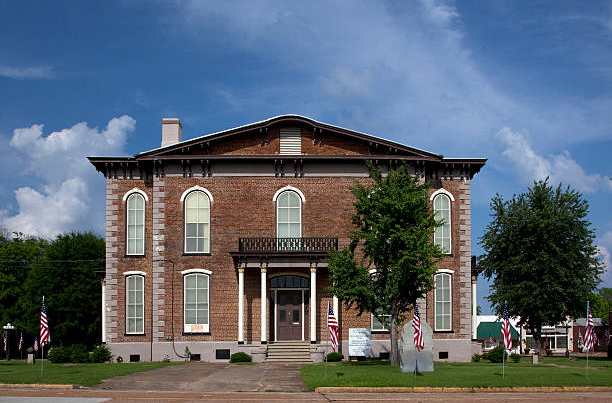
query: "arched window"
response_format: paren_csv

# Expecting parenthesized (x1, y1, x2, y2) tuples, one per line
(184, 272, 210, 333)
(184, 191, 211, 253)
(126, 193, 145, 255)
(433, 193, 451, 254)
(126, 274, 145, 334)
(434, 272, 452, 331)
(276, 190, 302, 238)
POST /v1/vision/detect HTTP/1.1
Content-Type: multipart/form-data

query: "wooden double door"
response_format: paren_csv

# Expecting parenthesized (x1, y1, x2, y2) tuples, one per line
(275, 290, 308, 340)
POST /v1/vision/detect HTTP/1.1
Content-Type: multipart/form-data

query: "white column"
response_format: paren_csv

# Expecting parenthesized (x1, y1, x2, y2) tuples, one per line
(101, 279, 106, 343)
(260, 263, 267, 344)
(238, 265, 245, 344)
(472, 277, 477, 340)
(310, 263, 317, 343)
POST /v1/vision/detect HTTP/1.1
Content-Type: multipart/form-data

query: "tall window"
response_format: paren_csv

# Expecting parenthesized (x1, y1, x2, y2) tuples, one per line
(276, 190, 301, 238)
(184, 191, 210, 253)
(184, 273, 209, 333)
(126, 193, 145, 255)
(434, 273, 452, 331)
(433, 194, 451, 254)
(126, 275, 144, 334)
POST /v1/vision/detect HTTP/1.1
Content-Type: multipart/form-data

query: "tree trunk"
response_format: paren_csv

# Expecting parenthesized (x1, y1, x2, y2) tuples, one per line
(390, 308, 400, 366)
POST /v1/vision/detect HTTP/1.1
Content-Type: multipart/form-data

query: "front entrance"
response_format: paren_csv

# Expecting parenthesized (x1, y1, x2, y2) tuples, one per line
(270, 274, 310, 341)
(276, 290, 303, 340)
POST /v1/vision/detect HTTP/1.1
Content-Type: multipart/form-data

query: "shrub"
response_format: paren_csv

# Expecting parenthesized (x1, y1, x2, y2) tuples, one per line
(47, 345, 91, 363)
(471, 353, 481, 362)
(326, 352, 343, 362)
(230, 352, 252, 363)
(510, 353, 521, 363)
(48, 346, 70, 363)
(91, 345, 112, 363)
(69, 345, 90, 363)
(483, 346, 505, 363)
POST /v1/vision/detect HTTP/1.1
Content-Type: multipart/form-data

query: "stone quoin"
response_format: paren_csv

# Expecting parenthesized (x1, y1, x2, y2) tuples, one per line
(88, 115, 486, 363)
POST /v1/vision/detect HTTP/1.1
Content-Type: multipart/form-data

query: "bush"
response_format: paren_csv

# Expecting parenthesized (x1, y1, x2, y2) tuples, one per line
(48, 346, 70, 363)
(47, 345, 90, 363)
(471, 353, 481, 362)
(91, 345, 112, 363)
(230, 352, 252, 363)
(483, 346, 505, 363)
(510, 353, 521, 363)
(69, 345, 90, 363)
(326, 352, 343, 362)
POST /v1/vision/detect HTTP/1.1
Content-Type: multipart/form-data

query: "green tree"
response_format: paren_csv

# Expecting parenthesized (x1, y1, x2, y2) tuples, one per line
(328, 166, 442, 365)
(480, 180, 602, 360)
(23, 232, 104, 347)
(0, 234, 48, 329)
(591, 288, 612, 322)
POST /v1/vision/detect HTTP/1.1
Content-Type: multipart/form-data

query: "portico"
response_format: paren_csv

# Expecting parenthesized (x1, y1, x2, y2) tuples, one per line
(232, 237, 338, 345)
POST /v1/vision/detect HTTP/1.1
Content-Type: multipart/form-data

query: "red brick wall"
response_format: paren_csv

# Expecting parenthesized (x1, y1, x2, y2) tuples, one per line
(109, 174, 469, 344)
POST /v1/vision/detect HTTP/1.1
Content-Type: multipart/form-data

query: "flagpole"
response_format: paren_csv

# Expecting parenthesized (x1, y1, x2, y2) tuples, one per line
(586, 301, 589, 375)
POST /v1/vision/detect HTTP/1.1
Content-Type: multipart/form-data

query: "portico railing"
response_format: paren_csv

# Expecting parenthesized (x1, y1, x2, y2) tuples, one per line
(238, 237, 338, 253)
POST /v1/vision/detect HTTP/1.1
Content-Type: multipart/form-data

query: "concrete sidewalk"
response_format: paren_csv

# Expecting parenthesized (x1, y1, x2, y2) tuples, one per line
(96, 362, 307, 392)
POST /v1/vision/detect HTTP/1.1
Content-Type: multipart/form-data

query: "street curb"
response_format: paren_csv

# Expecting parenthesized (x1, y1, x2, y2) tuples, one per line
(315, 386, 612, 393)
(0, 384, 76, 390)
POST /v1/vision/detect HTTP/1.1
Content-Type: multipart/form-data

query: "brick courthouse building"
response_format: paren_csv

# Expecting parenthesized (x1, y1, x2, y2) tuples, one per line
(89, 115, 486, 363)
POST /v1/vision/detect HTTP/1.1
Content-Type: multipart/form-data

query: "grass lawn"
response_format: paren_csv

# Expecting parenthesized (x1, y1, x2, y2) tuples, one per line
(0, 360, 180, 387)
(300, 357, 612, 390)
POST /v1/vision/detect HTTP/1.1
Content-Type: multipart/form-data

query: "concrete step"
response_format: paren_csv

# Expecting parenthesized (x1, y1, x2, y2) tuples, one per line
(267, 346, 311, 351)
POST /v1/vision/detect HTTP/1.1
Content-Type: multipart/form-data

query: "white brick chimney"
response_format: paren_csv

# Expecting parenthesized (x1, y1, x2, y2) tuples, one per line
(161, 118, 182, 147)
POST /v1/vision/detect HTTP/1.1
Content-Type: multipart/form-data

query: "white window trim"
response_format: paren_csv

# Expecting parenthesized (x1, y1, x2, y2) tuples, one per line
(181, 268, 213, 276)
(126, 192, 146, 256)
(433, 193, 452, 255)
(183, 272, 210, 333)
(122, 188, 149, 202)
(276, 190, 302, 238)
(429, 188, 455, 202)
(434, 272, 452, 332)
(124, 272, 146, 280)
(125, 274, 145, 335)
(436, 268, 454, 275)
(272, 185, 306, 204)
(183, 190, 211, 254)
(371, 311, 391, 332)
(180, 186, 214, 203)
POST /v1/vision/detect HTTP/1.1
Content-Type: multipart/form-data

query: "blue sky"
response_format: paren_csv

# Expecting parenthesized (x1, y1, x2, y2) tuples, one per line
(1, 1, 611, 313)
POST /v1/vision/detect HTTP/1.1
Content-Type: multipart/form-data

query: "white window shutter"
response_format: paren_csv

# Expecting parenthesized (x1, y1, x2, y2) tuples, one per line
(280, 128, 301, 155)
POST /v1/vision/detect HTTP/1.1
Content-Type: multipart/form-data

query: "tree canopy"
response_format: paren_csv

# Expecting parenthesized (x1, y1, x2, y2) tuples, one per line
(328, 166, 442, 365)
(480, 180, 602, 355)
(0, 231, 104, 349)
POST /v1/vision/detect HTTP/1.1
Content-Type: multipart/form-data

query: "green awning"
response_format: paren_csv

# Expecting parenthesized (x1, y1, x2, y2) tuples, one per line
(477, 321, 520, 340)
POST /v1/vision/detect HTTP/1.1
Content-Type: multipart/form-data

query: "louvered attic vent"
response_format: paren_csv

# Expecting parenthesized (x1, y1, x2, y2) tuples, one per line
(279, 128, 301, 155)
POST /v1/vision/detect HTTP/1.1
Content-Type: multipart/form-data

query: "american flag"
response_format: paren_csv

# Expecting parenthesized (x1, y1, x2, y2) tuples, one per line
(327, 302, 339, 352)
(413, 303, 424, 351)
(501, 304, 513, 351)
(33, 337, 39, 352)
(584, 305, 594, 352)
(2, 332, 6, 353)
(18, 332, 23, 352)
(40, 297, 50, 346)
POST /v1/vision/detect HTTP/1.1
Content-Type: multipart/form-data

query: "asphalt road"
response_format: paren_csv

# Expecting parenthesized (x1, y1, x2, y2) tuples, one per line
(2, 389, 612, 402)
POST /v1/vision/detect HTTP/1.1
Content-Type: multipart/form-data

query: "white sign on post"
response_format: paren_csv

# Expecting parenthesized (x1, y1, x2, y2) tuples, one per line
(348, 328, 372, 357)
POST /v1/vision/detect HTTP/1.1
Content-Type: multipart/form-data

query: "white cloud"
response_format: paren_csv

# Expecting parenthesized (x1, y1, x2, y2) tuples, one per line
(498, 127, 612, 193)
(0, 65, 54, 79)
(0, 116, 135, 238)
(170, 0, 612, 154)
(598, 231, 612, 287)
